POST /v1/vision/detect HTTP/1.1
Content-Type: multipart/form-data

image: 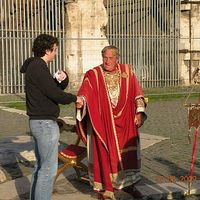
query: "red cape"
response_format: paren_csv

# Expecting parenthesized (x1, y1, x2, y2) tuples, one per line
(77, 64, 144, 195)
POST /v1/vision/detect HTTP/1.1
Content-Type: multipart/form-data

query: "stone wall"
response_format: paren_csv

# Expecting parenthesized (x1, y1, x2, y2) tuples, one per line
(179, 1, 200, 85)
(64, 0, 109, 90)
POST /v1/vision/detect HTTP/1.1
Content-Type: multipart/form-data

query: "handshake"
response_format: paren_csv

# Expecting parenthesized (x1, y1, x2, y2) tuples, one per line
(76, 96, 85, 109)
(54, 70, 85, 109)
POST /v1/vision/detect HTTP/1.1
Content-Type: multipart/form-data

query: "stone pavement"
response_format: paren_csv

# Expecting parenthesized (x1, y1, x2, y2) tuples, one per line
(0, 99, 200, 200)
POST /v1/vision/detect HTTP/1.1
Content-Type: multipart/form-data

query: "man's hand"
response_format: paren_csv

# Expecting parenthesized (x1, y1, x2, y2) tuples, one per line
(134, 112, 145, 128)
(76, 96, 84, 109)
(54, 70, 67, 82)
(57, 70, 66, 82)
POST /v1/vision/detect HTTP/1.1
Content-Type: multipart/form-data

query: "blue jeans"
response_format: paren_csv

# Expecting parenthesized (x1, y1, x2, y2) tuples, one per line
(29, 120, 59, 200)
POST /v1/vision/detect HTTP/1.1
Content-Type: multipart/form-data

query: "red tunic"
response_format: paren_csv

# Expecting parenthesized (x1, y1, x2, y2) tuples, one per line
(77, 64, 144, 198)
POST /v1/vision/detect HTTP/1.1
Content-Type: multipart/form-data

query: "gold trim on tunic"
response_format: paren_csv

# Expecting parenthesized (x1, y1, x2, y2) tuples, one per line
(103, 69, 120, 107)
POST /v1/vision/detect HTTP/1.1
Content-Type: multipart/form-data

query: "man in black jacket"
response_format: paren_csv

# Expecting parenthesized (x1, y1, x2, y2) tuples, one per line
(20, 34, 81, 200)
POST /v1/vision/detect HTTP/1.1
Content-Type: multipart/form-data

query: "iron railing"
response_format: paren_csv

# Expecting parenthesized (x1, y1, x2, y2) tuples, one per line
(0, 0, 181, 95)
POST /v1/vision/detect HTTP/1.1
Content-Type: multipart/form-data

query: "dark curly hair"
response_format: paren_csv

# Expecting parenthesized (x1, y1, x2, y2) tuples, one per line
(32, 34, 59, 57)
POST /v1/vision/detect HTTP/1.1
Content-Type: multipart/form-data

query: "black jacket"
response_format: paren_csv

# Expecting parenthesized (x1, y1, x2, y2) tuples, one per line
(20, 57, 77, 120)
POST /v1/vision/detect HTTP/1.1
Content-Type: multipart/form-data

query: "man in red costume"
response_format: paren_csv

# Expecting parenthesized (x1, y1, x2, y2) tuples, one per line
(76, 45, 147, 199)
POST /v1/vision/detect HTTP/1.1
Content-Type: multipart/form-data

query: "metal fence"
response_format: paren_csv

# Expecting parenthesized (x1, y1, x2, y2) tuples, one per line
(0, 0, 181, 95)
(0, 0, 66, 94)
(104, 0, 180, 88)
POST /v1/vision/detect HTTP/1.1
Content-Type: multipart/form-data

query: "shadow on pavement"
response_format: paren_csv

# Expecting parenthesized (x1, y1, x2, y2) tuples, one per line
(0, 137, 34, 200)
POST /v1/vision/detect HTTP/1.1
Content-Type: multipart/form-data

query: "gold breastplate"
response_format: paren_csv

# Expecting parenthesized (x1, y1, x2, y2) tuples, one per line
(103, 69, 120, 107)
